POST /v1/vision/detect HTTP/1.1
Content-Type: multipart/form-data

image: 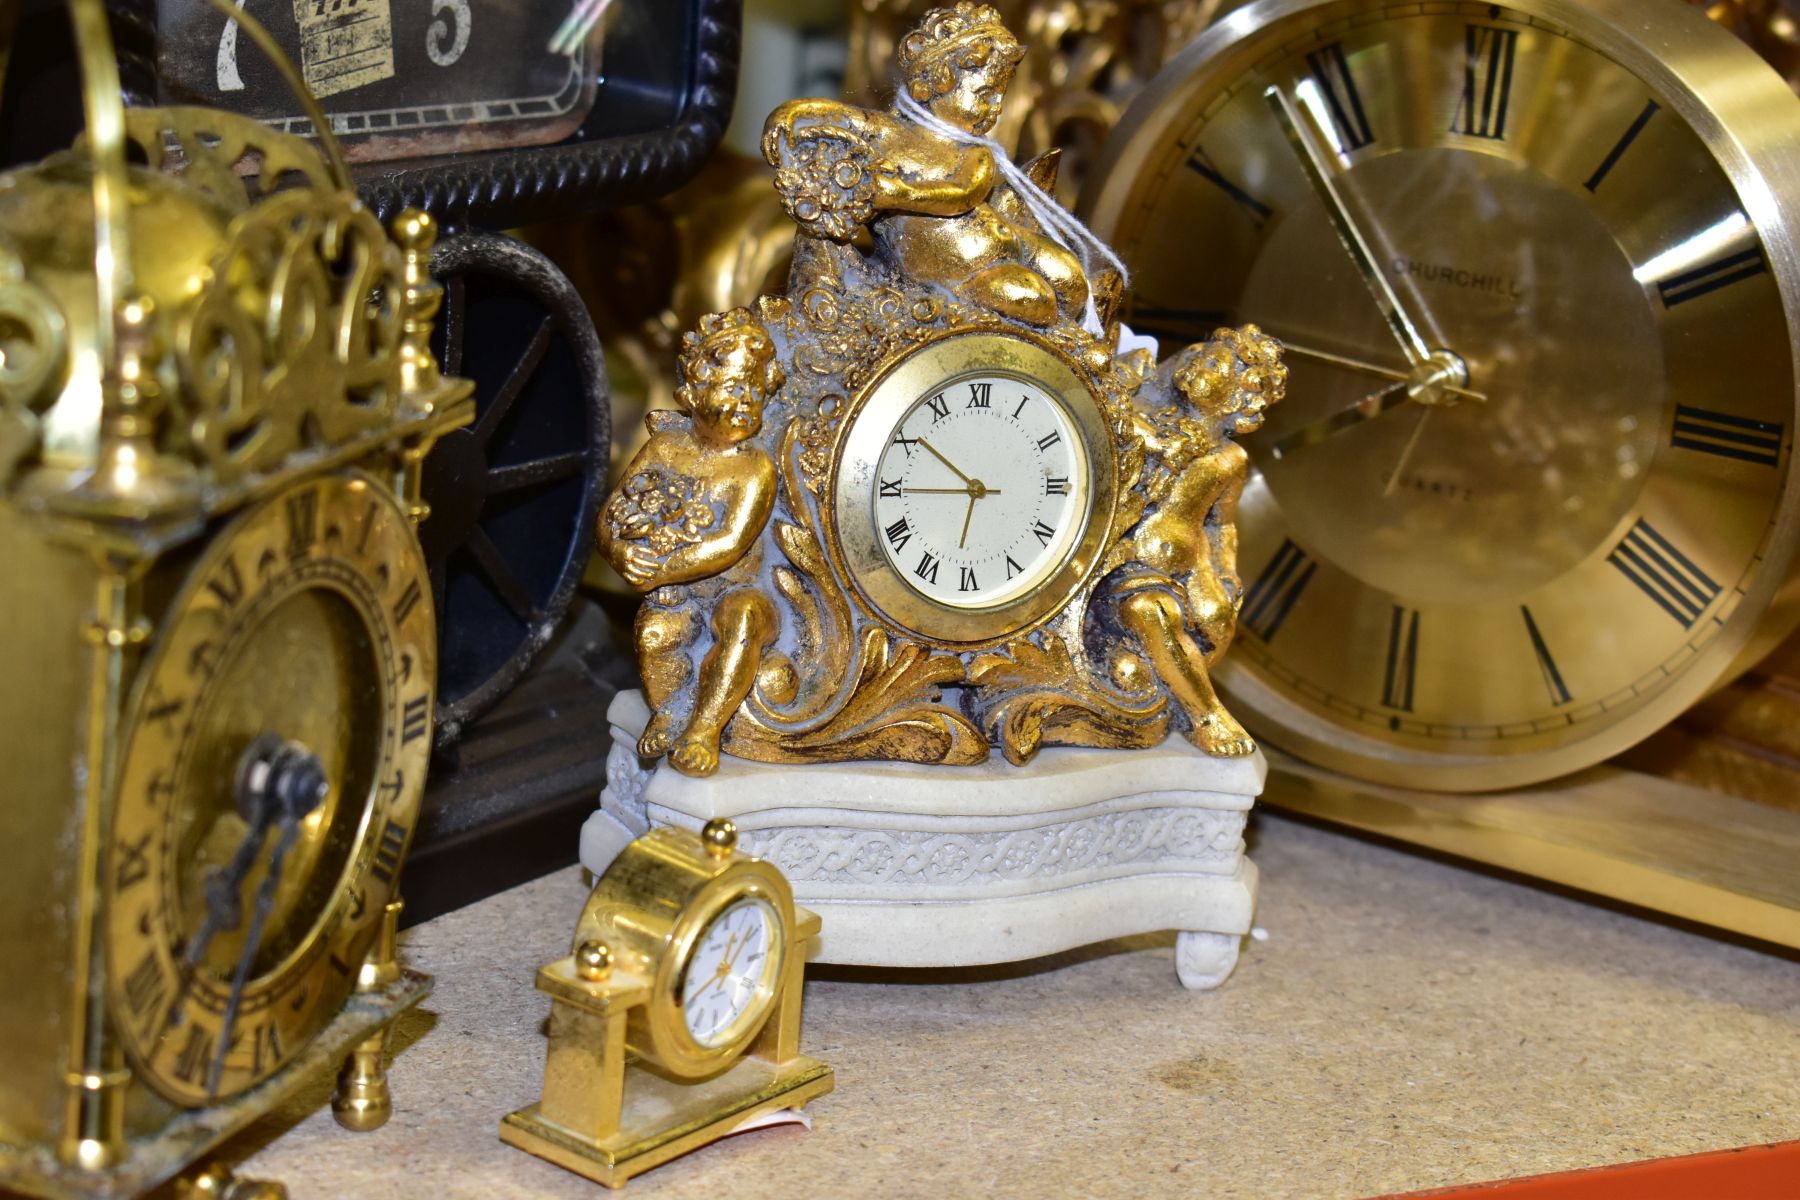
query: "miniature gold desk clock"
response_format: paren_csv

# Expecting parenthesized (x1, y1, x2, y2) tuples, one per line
(502, 819, 833, 1188)
(587, 3, 1283, 990)
(0, 1, 471, 1196)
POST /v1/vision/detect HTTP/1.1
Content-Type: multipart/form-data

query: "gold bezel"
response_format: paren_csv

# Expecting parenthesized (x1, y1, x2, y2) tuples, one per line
(826, 329, 1119, 648)
(1080, 0, 1800, 790)
(646, 867, 792, 1077)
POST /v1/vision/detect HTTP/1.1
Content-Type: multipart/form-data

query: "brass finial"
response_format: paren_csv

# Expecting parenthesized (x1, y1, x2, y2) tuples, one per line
(700, 818, 738, 858)
(574, 940, 614, 981)
(394, 208, 444, 402)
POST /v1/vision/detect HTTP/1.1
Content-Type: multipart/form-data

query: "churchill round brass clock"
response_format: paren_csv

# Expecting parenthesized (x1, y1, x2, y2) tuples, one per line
(1082, 0, 1800, 789)
(104, 472, 435, 1103)
(830, 331, 1118, 646)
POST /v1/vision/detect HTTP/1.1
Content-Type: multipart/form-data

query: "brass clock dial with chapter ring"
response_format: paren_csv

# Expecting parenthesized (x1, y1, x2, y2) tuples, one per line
(104, 471, 435, 1104)
(1082, 0, 1800, 790)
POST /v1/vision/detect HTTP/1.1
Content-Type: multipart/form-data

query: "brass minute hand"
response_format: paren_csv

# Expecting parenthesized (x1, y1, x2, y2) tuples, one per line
(1264, 86, 1434, 367)
(916, 438, 973, 485)
(1267, 361, 1485, 461)
(1278, 340, 1485, 403)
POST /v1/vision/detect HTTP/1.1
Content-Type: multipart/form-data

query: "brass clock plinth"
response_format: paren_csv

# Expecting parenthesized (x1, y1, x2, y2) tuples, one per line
(502, 822, 833, 1189)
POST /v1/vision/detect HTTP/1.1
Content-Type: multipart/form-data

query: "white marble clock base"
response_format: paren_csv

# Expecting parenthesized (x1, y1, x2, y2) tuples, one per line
(582, 691, 1262, 990)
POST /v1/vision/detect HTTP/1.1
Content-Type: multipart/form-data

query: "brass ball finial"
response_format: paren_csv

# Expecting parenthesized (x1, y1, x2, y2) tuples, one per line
(575, 940, 613, 981)
(391, 207, 437, 254)
(701, 818, 738, 858)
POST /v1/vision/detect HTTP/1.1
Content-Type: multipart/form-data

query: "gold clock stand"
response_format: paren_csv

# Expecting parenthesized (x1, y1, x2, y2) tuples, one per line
(500, 907, 833, 1189)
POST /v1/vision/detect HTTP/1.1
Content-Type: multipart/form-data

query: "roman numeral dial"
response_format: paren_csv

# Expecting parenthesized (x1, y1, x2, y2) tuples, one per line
(103, 474, 437, 1104)
(869, 371, 1091, 612)
(1084, 2, 1799, 789)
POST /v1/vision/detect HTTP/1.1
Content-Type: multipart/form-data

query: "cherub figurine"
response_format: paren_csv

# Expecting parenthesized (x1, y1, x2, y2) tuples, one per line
(1094, 326, 1288, 756)
(598, 309, 784, 777)
(761, 2, 1089, 328)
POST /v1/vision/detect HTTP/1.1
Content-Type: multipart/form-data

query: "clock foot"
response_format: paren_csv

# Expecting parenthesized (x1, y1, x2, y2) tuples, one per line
(333, 899, 404, 1131)
(1175, 930, 1242, 991)
(332, 1032, 394, 1132)
(176, 1162, 289, 1200)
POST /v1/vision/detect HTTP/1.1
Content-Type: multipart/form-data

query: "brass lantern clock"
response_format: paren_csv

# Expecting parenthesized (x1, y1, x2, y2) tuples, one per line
(0, 1, 472, 1195)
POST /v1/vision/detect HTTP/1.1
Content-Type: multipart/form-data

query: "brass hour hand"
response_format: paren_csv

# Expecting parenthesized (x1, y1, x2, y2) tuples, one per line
(1266, 359, 1484, 461)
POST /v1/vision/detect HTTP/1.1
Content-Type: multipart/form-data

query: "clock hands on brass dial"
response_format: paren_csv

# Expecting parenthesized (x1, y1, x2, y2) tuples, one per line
(169, 734, 327, 1098)
(1262, 86, 1484, 473)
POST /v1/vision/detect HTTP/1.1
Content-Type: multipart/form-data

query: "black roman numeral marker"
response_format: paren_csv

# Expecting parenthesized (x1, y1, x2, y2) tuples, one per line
(1584, 99, 1660, 192)
(1036, 431, 1062, 452)
(115, 832, 151, 891)
(1013, 395, 1030, 419)
(1045, 475, 1070, 496)
(1671, 405, 1783, 467)
(1608, 519, 1721, 628)
(285, 489, 319, 559)
(1451, 24, 1520, 140)
(172, 1024, 214, 1086)
(392, 578, 423, 627)
(252, 1021, 284, 1074)
(1240, 539, 1316, 641)
(967, 382, 992, 409)
(123, 949, 167, 1026)
(1381, 606, 1420, 713)
(1186, 147, 1275, 227)
(371, 818, 409, 887)
(401, 693, 430, 745)
(1005, 555, 1023, 579)
(914, 552, 940, 584)
(925, 393, 950, 421)
(892, 432, 920, 455)
(959, 566, 978, 592)
(879, 478, 903, 498)
(143, 685, 184, 734)
(885, 517, 912, 552)
(206, 554, 245, 609)
(1306, 42, 1376, 151)
(1031, 519, 1056, 546)
(1521, 605, 1572, 707)
(1656, 246, 1766, 308)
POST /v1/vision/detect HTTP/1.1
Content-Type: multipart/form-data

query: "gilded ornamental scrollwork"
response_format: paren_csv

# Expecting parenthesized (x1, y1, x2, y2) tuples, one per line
(599, 3, 1285, 776)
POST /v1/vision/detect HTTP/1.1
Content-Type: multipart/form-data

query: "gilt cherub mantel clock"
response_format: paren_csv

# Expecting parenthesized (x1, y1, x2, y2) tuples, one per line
(589, 3, 1287, 989)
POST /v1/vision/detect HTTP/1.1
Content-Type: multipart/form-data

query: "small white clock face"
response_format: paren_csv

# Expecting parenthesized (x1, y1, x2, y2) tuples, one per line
(872, 373, 1090, 609)
(680, 897, 778, 1047)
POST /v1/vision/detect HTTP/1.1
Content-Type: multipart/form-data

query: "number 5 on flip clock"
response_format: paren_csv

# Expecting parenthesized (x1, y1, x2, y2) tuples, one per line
(0, 1, 473, 1196)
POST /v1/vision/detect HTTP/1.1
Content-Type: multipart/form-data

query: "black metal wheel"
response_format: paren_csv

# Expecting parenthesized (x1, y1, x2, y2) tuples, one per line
(421, 231, 610, 748)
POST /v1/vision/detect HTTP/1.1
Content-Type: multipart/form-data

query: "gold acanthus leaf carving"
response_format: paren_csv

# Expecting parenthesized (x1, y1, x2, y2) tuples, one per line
(969, 633, 1169, 766)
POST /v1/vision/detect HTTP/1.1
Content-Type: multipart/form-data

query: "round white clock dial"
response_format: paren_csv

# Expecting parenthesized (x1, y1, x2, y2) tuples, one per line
(680, 897, 778, 1047)
(871, 373, 1090, 609)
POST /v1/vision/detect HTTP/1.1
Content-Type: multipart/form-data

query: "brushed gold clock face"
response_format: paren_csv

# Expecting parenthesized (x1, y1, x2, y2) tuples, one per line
(104, 473, 434, 1104)
(1083, 0, 1800, 788)
(830, 331, 1118, 648)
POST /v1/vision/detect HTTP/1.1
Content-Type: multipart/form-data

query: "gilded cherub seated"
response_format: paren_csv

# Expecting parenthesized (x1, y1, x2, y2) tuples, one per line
(761, 2, 1089, 329)
(1092, 326, 1288, 757)
(597, 309, 785, 777)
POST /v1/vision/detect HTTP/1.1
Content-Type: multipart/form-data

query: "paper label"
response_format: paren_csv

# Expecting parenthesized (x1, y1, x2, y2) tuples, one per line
(292, 0, 395, 98)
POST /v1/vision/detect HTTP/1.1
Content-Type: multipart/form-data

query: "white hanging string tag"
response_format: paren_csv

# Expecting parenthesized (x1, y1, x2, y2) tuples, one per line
(893, 90, 1131, 337)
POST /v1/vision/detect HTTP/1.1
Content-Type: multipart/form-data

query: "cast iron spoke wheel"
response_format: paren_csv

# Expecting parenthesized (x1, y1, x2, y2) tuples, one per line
(421, 231, 610, 749)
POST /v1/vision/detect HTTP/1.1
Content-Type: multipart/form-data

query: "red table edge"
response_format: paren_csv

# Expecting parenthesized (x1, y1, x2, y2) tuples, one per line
(1376, 1138, 1800, 1199)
